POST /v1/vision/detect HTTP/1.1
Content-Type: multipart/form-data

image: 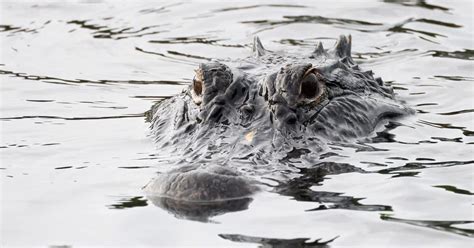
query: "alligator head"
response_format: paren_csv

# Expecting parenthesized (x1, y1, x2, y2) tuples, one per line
(144, 35, 413, 221)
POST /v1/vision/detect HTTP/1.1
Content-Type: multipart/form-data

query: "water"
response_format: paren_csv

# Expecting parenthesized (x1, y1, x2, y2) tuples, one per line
(1, 0, 473, 247)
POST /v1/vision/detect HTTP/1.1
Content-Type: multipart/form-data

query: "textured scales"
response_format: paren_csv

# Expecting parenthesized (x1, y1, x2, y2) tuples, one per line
(144, 35, 413, 221)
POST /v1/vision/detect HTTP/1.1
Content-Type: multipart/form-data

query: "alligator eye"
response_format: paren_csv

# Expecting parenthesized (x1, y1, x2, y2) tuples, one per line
(299, 68, 325, 103)
(300, 73, 319, 99)
(193, 77, 203, 96)
(191, 69, 205, 105)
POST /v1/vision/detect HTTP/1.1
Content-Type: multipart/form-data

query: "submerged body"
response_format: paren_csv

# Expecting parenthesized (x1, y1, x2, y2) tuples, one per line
(144, 35, 412, 220)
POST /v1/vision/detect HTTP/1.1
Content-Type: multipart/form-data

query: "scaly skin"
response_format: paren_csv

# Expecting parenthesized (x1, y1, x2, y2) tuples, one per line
(144, 35, 413, 221)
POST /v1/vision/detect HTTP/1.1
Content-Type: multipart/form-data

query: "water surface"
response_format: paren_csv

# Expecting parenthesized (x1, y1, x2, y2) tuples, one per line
(1, 0, 473, 247)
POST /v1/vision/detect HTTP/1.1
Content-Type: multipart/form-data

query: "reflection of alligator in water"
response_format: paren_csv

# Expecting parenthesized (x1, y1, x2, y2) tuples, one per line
(143, 35, 413, 221)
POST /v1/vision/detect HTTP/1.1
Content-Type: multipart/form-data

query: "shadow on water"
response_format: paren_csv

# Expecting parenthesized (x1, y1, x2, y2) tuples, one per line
(433, 185, 474, 196)
(241, 15, 384, 34)
(212, 4, 307, 13)
(0, 24, 39, 34)
(381, 214, 474, 238)
(243, 12, 461, 43)
(382, 0, 450, 11)
(0, 68, 187, 86)
(108, 196, 148, 209)
(372, 120, 473, 145)
(429, 49, 474, 60)
(433, 75, 474, 82)
(219, 233, 338, 248)
(135, 47, 211, 66)
(418, 119, 474, 137)
(138, 2, 183, 15)
(148, 36, 244, 48)
(0, 114, 145, 121)
(376, 160, 474, 178)
(67, 20, 165, 40)
(241, 15, 383, 27)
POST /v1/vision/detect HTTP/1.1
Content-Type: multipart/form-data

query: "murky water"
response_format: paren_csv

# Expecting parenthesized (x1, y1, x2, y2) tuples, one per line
(1, 0, 473, 247)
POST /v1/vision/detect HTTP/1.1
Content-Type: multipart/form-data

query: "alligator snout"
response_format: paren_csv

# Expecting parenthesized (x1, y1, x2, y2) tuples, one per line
(144, 164, 259, 202)
(144, 164, 260, 220)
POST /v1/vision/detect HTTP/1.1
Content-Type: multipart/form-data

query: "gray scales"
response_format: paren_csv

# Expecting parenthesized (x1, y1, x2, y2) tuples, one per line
(143, 35, 413, 221)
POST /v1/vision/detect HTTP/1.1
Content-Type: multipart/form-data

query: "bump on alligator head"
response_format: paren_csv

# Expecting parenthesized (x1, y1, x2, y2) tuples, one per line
(144, 35, 413, 221)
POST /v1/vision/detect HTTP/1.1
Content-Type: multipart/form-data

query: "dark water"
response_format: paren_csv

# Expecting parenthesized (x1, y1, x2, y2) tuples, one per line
(1, 0, 473, 247)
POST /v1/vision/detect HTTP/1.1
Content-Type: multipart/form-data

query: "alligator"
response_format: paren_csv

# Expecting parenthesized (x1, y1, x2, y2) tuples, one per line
(143, 35, 413, 221)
